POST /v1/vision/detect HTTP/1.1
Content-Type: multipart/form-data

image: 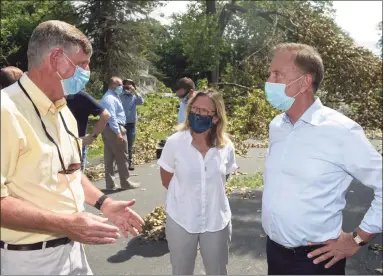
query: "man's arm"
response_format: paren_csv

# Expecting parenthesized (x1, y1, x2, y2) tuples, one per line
(134, 92, 144, 105)
(101, 96, 120, 134)
(343, 126, 383, 241)
(307, 125, 382, 268)
(1, 196, 69, 234)
(91, 109, 110, 136)
(82, 92, 111, 137)
(81, 174, 106, 206)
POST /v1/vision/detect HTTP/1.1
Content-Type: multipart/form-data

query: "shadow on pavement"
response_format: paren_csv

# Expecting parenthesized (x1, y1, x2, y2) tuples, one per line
(229, 189, 266, 258)
(107, 237, 170, 264)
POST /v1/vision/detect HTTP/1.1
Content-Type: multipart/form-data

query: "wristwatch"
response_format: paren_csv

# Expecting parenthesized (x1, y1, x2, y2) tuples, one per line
(94, 194, 109, 210)
(353, 232, 367, 246)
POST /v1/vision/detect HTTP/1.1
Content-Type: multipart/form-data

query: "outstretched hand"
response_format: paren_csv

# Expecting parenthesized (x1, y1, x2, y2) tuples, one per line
(101, 199, 145, 238)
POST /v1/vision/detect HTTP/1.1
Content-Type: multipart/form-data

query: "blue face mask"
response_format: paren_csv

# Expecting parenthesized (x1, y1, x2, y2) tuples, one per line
(264, 75, 304, 111)
(115, 86, 123, 95)
(57, 53, 90, 96)
(188, 112, 214, 134)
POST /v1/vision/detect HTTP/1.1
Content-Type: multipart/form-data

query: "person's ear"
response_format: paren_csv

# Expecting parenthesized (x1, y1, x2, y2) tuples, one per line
(301, 74, 313, 93)
(212, 116, 219, 125)
(49, 48, 63, 73)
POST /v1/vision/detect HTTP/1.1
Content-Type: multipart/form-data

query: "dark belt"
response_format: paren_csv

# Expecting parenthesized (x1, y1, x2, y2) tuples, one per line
(0, 237, 71, 251)
(267, 236, 322, 256)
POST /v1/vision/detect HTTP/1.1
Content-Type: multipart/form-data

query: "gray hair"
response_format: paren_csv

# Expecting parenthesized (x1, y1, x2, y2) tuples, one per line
(27, 20, 92, 69)
(271, 43, 324, 92)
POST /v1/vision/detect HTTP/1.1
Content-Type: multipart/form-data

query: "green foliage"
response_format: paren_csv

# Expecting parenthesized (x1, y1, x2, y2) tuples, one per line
(227, 173, 264, 190)
(227, 89, 279, 140)
(88, 93, 179, 163)
(76, 1, 163, 89)
(196, 78, 209, 90)
(1, 0, 78, 69)
(292, 4, 382, 128)
(377, 21, 383, 60)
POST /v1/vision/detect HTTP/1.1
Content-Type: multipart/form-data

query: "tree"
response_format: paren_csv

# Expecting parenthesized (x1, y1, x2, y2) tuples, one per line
(76, 0, 163, 91)
(1, 0, 78, 70)
(377, 21, 382, 60)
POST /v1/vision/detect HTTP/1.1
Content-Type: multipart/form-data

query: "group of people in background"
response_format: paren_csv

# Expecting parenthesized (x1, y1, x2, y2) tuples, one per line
(99, 76, 144, 190)
(0, 19, 382, 276)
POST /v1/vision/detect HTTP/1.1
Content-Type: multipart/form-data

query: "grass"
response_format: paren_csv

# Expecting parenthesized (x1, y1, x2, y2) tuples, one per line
(86, 95, 177, 160)
(227, 173, 264, 190)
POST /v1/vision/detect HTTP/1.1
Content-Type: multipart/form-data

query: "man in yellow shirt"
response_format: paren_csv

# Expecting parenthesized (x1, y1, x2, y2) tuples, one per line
(1, 20, 144, 275)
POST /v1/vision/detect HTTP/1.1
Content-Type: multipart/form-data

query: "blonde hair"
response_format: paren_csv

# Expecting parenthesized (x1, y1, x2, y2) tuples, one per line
(177, 88, 229, 148)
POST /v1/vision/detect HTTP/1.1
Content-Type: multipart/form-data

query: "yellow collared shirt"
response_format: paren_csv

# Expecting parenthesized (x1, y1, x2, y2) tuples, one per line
(1, 74, 85, 244)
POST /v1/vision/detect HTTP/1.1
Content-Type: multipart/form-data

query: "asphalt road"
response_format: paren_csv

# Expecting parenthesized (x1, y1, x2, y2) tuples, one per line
(85, 141, 383, 275)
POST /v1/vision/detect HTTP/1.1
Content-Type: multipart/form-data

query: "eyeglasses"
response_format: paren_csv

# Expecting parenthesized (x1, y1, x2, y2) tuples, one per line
(18, 80, 82, 175)
(190, 106, 216, 116)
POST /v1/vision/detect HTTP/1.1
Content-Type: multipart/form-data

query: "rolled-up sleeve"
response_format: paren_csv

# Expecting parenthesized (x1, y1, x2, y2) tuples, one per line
(101, 96, 120, 134)
(1, 102, 27, 197)
(342, 125, 383, 233)
(157, 139, 175, 173)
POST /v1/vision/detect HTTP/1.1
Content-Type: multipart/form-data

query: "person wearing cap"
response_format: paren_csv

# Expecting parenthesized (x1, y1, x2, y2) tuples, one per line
(119, 79, 144, 170)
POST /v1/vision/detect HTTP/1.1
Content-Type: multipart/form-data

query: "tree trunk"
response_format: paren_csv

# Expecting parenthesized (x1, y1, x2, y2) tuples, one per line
(206, 0, 216, 15)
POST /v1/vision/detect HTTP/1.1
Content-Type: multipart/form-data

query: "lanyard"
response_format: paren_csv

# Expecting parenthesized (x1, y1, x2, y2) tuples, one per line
(17, 80, 82, 174)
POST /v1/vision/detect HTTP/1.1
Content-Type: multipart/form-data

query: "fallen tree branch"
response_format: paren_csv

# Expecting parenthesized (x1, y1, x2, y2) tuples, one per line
(216, 82, 262, 91)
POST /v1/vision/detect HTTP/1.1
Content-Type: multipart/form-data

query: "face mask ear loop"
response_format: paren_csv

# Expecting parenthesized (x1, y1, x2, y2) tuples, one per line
(56, 71, 64, 80)
(286, 75, 305, 88)
(286, 75, 305, 98)
(62, 52, 77, 68)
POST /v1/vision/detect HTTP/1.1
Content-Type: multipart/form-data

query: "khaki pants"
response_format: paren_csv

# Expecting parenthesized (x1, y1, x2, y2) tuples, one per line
(102, 126, 130, 189)
(1, 241, 92, 275)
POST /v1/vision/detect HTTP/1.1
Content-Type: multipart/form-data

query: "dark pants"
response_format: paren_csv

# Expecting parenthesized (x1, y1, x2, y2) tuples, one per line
(266, 237, 346, 275)
(125, 123, 136, 164)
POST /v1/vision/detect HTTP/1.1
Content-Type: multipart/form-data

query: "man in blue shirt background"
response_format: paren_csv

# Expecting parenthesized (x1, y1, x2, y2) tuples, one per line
(100, 76, 140, 190)
(119, 79, 144, 170)
(66, 89, 110, 171)
(174, 77, 196, 124)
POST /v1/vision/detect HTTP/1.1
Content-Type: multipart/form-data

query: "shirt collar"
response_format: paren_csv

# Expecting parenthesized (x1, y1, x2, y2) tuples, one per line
(282, 97, 324, 126)
(20, 73, 67, 116)
(183, 130, 193, 143)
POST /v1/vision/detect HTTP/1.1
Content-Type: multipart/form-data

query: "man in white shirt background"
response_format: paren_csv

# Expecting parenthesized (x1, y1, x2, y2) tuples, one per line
(262, 43, 382, 275)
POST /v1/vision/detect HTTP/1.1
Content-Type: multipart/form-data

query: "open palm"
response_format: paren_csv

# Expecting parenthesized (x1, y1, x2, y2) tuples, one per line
(101, 199, 145, 238)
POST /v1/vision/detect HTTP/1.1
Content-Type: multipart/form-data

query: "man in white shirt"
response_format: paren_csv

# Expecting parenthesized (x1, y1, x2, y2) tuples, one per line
(174, 77, 196, 124)
(262, 43, 382, 275)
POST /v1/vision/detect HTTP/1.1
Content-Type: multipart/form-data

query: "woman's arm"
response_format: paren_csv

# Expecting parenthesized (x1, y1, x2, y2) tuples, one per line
(160, 168, 173, 189)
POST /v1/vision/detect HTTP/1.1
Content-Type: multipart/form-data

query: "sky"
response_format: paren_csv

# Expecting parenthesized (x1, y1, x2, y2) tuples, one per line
(150, 1, 383, 55)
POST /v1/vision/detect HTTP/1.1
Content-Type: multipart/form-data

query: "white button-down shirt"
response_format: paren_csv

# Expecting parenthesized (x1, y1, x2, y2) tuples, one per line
(158, 130, 238, 233)
(262, 98, 382, 248)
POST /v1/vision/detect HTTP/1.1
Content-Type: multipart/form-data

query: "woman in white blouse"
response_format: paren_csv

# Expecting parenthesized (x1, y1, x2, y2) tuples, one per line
(157, 88, 238, 275)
